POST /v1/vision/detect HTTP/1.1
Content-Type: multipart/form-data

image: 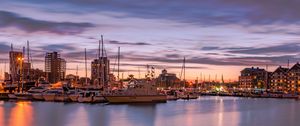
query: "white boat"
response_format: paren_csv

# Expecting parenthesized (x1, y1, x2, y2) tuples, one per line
(77, 91, 93, 103)
(67, 89, 82, 102)
(55, 93, 70, 102)
(43, 89, 61, 101)
(104, 80, 167, 103)
(32, 93, 44, 100)
(92, 92, 106, 103)
(69, 94, 79, 102)
(28, 87, 48, 100)
(181, 92, 199, 100)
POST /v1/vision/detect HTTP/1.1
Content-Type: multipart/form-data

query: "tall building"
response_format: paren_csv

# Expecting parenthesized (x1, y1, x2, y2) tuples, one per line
(9, 51, 23, 82)
(45, 52, 66, 83)
(239, 67, 268, 89)
(91, 57, 110, 86)
(270, 66, 288, 92)
(287, 62, 300, 93)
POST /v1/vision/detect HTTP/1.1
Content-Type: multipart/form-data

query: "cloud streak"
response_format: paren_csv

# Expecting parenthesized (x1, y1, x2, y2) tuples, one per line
(0, 10, 94, 35)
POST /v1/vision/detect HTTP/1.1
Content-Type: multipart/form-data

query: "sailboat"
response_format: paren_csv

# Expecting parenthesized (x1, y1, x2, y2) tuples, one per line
(178, 57, 199, 100)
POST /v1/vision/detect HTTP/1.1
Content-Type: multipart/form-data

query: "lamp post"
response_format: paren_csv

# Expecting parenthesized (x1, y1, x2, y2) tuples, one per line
(17, 57, 24, 93)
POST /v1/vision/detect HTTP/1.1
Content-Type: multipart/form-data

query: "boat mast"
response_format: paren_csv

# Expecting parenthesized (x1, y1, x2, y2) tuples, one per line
(27, 41, 30, 81)
(22, 46, 25, 93)
(183, 57, 186, 87)
(98, 39, 101, 86)
(101, 35, 105, 88)
(85, 48, 87, 86)
(183, 56, 186, 82)
(117, 46, 120, 81)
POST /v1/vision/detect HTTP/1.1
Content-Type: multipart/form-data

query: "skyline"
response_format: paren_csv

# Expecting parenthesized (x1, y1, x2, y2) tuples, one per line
(1, 1, 300, 81)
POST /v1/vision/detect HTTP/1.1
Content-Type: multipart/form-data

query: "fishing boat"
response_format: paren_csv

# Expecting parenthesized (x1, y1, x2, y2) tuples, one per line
(104, 80, 167, 103)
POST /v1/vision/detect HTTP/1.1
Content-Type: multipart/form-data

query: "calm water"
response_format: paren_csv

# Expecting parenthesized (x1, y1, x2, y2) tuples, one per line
(1, 96, 300, 126)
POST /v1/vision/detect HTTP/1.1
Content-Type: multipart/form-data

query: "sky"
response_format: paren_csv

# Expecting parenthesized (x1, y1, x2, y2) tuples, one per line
(0, 0, 300, 81)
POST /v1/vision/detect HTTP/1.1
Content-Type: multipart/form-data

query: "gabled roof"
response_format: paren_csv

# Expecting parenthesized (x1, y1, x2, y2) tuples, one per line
(288, 62, 300, 72)
(273, 66, 289, 74)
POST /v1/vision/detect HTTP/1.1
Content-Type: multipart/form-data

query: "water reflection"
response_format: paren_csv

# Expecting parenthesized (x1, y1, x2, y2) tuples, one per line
(0, 97, 300, 126)
(8, 101, 33, 126)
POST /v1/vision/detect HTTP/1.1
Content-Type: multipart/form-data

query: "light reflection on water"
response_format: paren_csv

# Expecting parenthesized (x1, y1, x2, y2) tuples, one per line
(1, 96, 300, 126)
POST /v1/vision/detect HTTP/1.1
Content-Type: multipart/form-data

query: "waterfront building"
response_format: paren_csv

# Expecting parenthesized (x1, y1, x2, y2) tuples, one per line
(270, 66, 288, 92)
(66, 74, 79, 82)
(79, 77, 91, 85)
(287, 62, 300, 93)
(45, 52, 66, 83)
(30, 68, 45, 81)
(91, 57, 110, 87)
(239, 67, 268, 89)
(9, 51, 23, 82)
(156, 69, 180, 88)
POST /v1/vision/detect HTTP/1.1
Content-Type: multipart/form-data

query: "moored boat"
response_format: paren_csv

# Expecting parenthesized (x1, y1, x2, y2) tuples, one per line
(181, 92, 199, 100)
(15, 92, 33, 100)
(43, 89, 61, 101)
(104, 80, 167, 103)
(77, 91, 94, 103)
(0, 93, 9, 99)
(8, 93, 17, 99)
(28, 87, 48, 101)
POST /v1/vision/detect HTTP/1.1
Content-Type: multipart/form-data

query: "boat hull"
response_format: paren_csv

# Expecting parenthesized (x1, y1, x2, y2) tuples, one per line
(78, 96, 93, 103)
(105, 95, 167, 103)
(0, 93, 9, 99)
(92, 96, 107, 103)
(43, 94, 56, 101)
(68, 94, 79, 102)
(55, 95, 70, 102)
(32, 93, 44, 100)
(15, 93, 32, 100)
(167, 95, 178, 100)
(8, 94, 17, 99)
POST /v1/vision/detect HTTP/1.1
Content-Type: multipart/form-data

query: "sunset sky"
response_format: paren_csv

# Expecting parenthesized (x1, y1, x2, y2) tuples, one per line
(0, 0, 300, 81)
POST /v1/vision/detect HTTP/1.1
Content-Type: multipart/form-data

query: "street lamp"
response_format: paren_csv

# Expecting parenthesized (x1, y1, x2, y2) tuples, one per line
(17, 56, 24, 93)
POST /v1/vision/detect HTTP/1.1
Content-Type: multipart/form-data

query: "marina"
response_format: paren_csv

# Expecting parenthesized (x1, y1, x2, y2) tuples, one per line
(1, 96, 300, 126)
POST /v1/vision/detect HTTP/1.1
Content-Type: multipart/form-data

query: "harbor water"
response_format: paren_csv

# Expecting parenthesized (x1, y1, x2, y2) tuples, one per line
(1, 96, 300, 126)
